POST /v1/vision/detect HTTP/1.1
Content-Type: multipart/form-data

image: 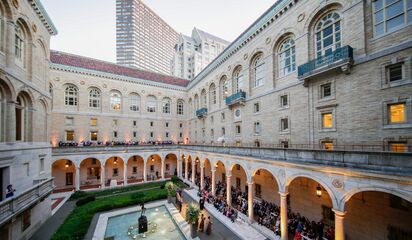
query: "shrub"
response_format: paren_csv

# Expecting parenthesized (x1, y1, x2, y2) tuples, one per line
(70, 191, 87, 200)
(76, 196, 96, 206)
(171, 176, 180, 182)
(131, 192, 145, 200)
(186, 202, 200, 224)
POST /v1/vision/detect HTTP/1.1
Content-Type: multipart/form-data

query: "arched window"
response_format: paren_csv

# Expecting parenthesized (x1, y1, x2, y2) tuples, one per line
(252, 54, 265, 87)
(209, 83, 216, 107)
(129, 93, 140, 112)
(64, 84, 78, 106)
(201, 89, 207, 108)
(88, 88, 101, 108)
(110, 91, 121, 111)
(162, 97, 171, 114)
(278, 38, 296, 77)
(233, 66, 244, 93)
(15, 24, 25, 63)
(315, 12, 341, 58)
(147, 95, 156, 113)
(177, 100, 184, 115)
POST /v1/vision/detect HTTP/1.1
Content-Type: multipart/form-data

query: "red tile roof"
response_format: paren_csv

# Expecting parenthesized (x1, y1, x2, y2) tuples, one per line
(50, 50, 190, 87)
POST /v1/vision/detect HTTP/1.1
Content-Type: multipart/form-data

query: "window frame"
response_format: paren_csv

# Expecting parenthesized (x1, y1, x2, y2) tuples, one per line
(315, 11, 342, 58)
(110, 91, 122, 112)
(252, 54, 265, 88)
(88, 88, 101, 109)
(373, 0, 412, 37)
(278, 38, 296, 77)
(64, 85, 78, 106)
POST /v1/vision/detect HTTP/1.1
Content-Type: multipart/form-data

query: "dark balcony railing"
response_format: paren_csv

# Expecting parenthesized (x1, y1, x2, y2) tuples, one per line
(196, 107, 208, 117)
(298, 45, 353, 78)
(225, 91, 246, 105)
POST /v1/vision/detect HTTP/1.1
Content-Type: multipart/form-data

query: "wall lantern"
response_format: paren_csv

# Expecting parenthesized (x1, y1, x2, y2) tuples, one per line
(65, 161, 70, 168)
(316, 184, 322, 198)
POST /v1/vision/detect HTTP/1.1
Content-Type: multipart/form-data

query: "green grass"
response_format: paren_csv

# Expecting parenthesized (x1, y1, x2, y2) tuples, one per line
(53, 179, 187, 240)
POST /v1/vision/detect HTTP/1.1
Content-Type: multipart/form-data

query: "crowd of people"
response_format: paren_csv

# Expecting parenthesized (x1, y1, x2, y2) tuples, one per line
(57, 140, 176, 147)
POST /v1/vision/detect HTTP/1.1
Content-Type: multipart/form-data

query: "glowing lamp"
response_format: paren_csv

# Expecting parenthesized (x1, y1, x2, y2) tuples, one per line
(316, 184, 322, 197)
(65, 162, 69, 168)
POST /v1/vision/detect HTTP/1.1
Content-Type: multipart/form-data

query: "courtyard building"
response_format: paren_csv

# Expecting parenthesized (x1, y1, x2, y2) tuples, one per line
(0, 0, 412, 240)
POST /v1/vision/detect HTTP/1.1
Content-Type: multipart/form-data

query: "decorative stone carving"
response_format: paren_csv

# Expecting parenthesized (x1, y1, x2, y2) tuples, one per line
(12, 0, 19, 9)
(102, 84, 107, 88)
(227, 65, 231, 71)
(332, 179, 344, 189)
(80, 80, 85, 85)
(243, 53, 248, 60)
(297, 13, 305, 22)
(265, 37, 271, 44)
(32, 23, 37, 33)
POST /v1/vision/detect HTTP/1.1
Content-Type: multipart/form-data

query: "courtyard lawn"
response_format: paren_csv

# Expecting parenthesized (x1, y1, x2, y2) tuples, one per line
(53, 179, 187, 240)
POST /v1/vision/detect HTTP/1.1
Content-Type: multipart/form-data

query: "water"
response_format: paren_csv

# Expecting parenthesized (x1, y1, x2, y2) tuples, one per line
(104, 206, 186, 240)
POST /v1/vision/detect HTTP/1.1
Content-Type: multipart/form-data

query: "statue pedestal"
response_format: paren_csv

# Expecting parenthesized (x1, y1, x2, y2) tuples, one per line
(138, 215, 148, 234)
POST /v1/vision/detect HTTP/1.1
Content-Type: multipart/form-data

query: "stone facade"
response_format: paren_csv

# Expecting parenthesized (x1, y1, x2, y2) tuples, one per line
(0, 0, 56, 239)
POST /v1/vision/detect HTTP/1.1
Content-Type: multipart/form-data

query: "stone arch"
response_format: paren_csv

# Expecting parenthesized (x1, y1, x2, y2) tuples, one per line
(252, 167, 282, 191)
(213, 160, 227, 184)
(52, 159, 77, 191)
(15, 17, 33, 41)
(15, 90, 33, 141)
(147, 154, 162, 181)
(126, 155, 144, 183)
(230, 163, 249, 193)
(202, 158, 212, 178)
(218, 75, 228, 106)
(164, 153, 178, 177)
(341, 187, 412, 211)
(104, 156, 125, 186)
(0, 0, 13, 20)
(252, 168, 281, 204)
(286, 173, 338, 209)
(229, 161, 251, 180)
(79, 158, 102, 189)
(232, 64, 244, 93)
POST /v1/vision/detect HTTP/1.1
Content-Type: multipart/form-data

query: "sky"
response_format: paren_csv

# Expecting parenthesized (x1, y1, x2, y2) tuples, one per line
(41, 0, 276, 63)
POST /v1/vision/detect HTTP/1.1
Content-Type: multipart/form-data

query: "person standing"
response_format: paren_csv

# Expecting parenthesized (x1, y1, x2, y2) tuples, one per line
(206, 216, 212, 235)
(198, 214, 205, 232)
(199, 197, 205, 211)
(6, 185, 16, 198)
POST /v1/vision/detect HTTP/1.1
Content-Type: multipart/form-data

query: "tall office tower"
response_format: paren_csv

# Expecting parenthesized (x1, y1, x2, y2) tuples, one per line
(116, 0, 179, 74)
(171, 28, 230, 80)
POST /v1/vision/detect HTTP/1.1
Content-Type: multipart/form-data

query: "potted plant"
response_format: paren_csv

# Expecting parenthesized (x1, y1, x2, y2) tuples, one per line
(165, 181, 175, 203)
(186, 202, 200, 238)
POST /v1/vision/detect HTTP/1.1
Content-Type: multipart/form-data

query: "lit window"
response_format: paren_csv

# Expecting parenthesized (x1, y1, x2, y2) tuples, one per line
(390, 142, 407, 152)
(322, 113, 333, 128)
(90, 118, 97, 126)
(387, 63, 403, 82)
(280, 95, 288, 107)
(389, 103, 405, 123)
(323, 141, 334, 150)
(321, 83, 332, 99)
(110, 91, 122, 111)
(64, 85, 78, 106)
(88, 88, 101, 108)
(66, 130, 74, 141)
(373, 0, 412, 36)
(315, 12, 341, 57)
(253, 54, 265, 87)
(278, 38, 296, 77)
(90, 131, 98, 141)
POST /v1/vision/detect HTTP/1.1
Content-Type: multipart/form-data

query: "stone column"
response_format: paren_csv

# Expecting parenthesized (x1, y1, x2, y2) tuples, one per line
(184, 159, 188, 180)
(333, 209, 346, 240)
(6, 101, 16, 142)
(191, 161, 195, 184)
(143, 161, 147, 182)
(211, 169, 216, 196)
(248, 181, 254, 222)
(279, 192, 288, 240)
(75, 167, 80, 191)
(200, 165, 204, 190)
(161, 159, 165, 180)
(5, 21, 15, 67)
(123, 163, 127, 186)
(177, 159, 181, 177)
(226, 174, 232, 206)
(101, 165, 105, 189)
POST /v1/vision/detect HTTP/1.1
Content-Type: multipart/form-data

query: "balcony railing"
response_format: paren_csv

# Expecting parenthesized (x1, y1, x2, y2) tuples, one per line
(196, 107, 208, 118)
(225, 91, 246, 106)
(0, 178, 54, 226)
(298, 45, 353, 80)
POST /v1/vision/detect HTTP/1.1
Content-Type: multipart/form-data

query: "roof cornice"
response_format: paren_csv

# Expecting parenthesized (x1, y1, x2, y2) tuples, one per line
(188, 0, 296, 89)
(28, 0, 58, 35)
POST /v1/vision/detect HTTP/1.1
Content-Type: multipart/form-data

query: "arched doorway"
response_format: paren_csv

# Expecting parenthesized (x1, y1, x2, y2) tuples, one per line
(164, 153, 178, 178)
(127, 155, 144, 184)
(344, 191, 412, 239)
(15, 91, 32, 141)
(287, 176, 334, 239)
(147, 154, 161, 181)
(252, 168, 281, 231)
(230, 163, 248, 213)
(201, 158, 212, 191)
(105, 156, 125, 187)
(52, 159, 76, 192)
(80, 158, 101, 190)
(194, 157, 201, 186)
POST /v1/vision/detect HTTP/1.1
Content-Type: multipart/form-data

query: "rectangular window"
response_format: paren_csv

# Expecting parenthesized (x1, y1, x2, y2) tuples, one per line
(24, 162, 29, 176)
(150, 132, 154, 138)
(254, 103, 260, 113)
(39, 158, 44, 173)
(236, 141, 241, 147)
(280, 95, 289, 108)
(221, 112, 225, 121)
(321, 83, 332, 99)
(166, 122, 169, 128)
(133, 131, 137, 138)
(322, 113, 333, 128)
(150, 121, 154, 127)
(90, 131, 98, 141)
(132, 166, 137, 174)
(389, 142, 407, 152)
(322, 141, 334, 150)
(113, 131, 118, 138)
(150, 165, 154, 172)
(373, 0, 411, 36)
(180, 123, 183, 128)
(255, 184, 262, 198)
(222, 127, 226, 135)
(254, 122, 261, 134)
(236, 177, 241, 190)
(166, 132, 169, 138)
(387, 63, 403, 82)
(179, 132, 183, 138)
(281, 140, 289, 148)
(389, 103, 405, 123)
(65, 117, 74, 126)
(113, 119, 118, 126)
(113, 168, 118, 176)
(90, 118, 97, 126)
(281, 118, 289, 132)
(133, 120, 137, 126)
(236, 125, 241, 135)
(66, 130, 74, 141)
